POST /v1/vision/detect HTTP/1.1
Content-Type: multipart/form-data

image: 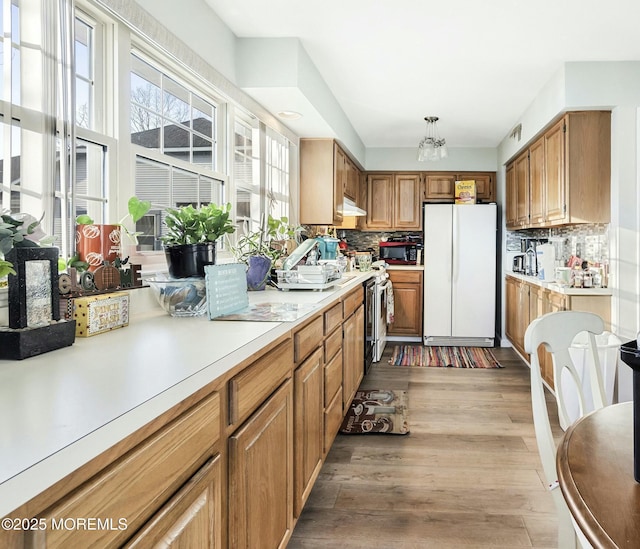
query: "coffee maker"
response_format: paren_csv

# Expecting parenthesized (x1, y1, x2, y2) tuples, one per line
(520, 238, 548, 276)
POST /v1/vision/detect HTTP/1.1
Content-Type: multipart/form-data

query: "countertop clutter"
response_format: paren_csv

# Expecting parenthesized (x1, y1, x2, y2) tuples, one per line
(506, 271, 612, 296)
(0, 272, 371, 519)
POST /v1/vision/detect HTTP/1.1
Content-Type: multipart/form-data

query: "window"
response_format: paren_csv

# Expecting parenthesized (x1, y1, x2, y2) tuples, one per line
(130, 54, 217, 170)
(266, 127, 290, 221)
(130, 52, 226, 251)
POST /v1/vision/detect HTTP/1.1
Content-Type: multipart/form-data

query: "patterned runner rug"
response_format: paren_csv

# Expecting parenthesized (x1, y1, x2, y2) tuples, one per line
(389, 345, 503, 368)
(340, 389, 409, 435)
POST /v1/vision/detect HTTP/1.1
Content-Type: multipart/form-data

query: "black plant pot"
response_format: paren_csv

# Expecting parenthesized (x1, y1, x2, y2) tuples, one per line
(165, 242, 216, 278)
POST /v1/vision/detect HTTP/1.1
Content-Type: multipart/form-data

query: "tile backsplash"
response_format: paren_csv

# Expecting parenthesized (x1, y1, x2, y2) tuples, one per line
(506, 224, 609, 265)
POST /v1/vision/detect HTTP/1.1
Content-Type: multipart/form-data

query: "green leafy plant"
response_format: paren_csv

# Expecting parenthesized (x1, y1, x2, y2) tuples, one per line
(231, 215, 302, 264)
(162, 202, 235, 247)
(76, 196, 152, 244)
(0, 212, 47, 278)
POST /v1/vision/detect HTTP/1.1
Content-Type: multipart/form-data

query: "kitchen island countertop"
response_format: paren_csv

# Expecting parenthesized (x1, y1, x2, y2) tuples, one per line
(0, 271, 372, 518)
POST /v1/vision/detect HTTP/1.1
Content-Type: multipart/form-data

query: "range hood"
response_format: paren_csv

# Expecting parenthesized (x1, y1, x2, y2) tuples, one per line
(338, 197, 367, 217)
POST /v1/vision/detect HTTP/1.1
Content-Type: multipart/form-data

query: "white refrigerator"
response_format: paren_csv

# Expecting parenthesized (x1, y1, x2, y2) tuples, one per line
(423, 203, 496, 347)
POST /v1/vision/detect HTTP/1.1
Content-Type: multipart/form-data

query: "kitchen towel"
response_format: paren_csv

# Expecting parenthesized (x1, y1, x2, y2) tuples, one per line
(386, 280, 395, 324)
(389, 345, 503, 368)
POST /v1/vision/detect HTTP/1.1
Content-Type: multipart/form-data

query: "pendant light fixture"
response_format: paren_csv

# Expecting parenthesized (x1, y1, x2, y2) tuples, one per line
(417, 116, 448, 161)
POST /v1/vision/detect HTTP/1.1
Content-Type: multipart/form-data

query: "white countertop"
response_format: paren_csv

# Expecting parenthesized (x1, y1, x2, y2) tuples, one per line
(0, 272, 372, 517)
(506, 271, 613, 296)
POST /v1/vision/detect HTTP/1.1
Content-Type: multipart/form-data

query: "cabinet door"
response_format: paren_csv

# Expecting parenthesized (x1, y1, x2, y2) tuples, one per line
(229, 380, 293, 549)
(124, 456, 222, 548)
(424, 174, 455, 200)
(388, 271, 423, 337)
(529, 285, 551, 387)
(294, 347, 324, 518)
(544, 118, 566, 223)
(505, 164, 517, 229)
(515, 280, 530, 356)
(472, 174, 494, 202)
(333, 143, 346, 223)
(365, 174, 394, 229)
(529, 137, 545, 225)
(342, 305, 364, 409)
(394, 173, 422, 229)
(514, 151, 530, 227)
(344, 158, 358, 201)
(505, 277, 517, 344)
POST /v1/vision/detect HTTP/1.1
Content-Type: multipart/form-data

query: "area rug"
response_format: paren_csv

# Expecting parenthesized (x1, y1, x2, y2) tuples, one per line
(340, 389, 409, 435)
(389, 345, 503, 368)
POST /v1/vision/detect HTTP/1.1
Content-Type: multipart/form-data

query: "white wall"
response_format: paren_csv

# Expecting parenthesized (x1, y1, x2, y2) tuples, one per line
(365, 147, 497, 172)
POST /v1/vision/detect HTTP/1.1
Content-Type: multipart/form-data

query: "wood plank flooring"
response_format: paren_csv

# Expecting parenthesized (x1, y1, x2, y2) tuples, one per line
(289, 346, 563, 548)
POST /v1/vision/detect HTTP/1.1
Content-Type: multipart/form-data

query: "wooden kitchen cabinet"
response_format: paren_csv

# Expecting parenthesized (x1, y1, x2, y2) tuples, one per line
(423, 172, 495, 203)
(388, 270, 423, 337)
(424, 174, 456, 200)
(342, 301, 364, 410)
(505, 163, 517, 228)
(344, 157, 360, 202)
(365, 172, 421, 230)
(528, 136, 545, 226)
(28, 392, 222, 549)
(506, 274, 611, 388)
(300, 139, 345, 225)
(293, 347, 324, 518)
(505, 111, 611, 230)
(124, 455, 222, 548)
(514, 151, 530, 228)
(505, 276, 529, 357)
(229, 380, 293, 549)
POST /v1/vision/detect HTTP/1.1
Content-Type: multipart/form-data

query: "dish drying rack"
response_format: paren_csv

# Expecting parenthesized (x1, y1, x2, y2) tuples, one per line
(275, 264, 341, 290)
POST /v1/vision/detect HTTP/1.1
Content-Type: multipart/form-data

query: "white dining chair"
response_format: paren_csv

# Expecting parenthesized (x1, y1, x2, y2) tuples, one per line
(524, 310, 607, 549)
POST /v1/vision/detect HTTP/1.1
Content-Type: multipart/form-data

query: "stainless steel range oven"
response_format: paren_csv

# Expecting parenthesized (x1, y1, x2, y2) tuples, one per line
(363, 267, 390, 375)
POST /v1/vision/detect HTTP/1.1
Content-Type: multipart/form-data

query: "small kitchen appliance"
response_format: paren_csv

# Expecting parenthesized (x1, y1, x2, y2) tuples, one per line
(513, 254, 526, 273)
(378, 238, 421, 265)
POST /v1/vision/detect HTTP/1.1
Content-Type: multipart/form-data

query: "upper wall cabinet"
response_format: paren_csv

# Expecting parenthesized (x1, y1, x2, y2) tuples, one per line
(423, 172, 495, 203)
(506, 111, 611, 230)
(300, 139, 342, 225)
(364, 172, 421, 230)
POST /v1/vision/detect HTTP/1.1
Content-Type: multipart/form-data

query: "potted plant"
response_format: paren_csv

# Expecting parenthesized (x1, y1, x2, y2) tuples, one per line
(230, 215, 302, 290)
(0, 212, 50, 279)
(162, 202, 235, 278)
(75, 197, 152, 271)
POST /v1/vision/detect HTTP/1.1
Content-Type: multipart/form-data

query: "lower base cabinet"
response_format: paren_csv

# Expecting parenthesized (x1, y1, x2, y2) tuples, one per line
(506, 275, 611, 389)
(387, 270, 423, 337)
(342, 304, 364, 409)
(294, 347, 324, 517)
(228, 380, 293, 549)
(124, 455, 222, 548)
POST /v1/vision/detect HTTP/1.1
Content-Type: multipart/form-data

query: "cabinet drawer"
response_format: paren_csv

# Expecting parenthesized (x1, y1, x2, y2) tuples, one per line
(389, 270, 422, 284)
(31, 392, 221, 549)
(324, 302, 343, 335)
(324, 326, 342, 363)
(343, 285, 364, 318)
(324, 349, 343, 407)
(324, 387, 343, 453)
(294, 315, 323, 363)
(124, 455, 222, 548)
(229, 339, 293, 425)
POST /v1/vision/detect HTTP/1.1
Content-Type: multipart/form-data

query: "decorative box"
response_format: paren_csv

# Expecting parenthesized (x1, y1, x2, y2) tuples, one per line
(73, 291, 130, 337)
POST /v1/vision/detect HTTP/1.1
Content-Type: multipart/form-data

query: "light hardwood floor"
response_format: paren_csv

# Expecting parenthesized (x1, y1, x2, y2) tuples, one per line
(289, 346, 562, 549)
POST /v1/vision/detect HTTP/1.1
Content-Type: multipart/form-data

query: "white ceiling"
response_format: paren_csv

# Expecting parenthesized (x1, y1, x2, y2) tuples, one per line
(204, 0, 640, 149)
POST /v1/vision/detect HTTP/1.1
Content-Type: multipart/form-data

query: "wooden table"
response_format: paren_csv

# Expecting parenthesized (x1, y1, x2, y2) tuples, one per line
(557, 402, 640, 548)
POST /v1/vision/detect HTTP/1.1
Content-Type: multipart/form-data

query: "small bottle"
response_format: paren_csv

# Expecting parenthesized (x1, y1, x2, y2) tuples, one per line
(573, 270, 583, 288)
